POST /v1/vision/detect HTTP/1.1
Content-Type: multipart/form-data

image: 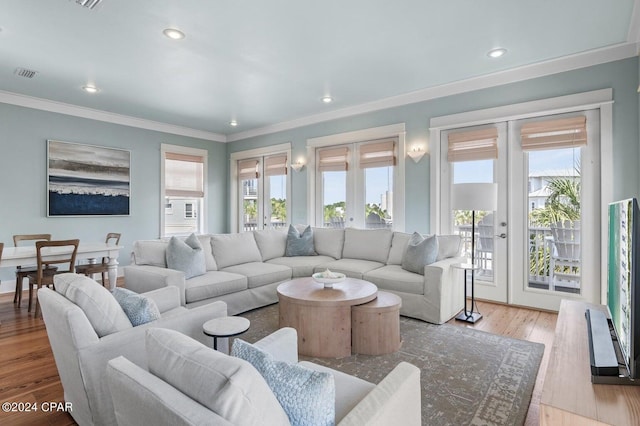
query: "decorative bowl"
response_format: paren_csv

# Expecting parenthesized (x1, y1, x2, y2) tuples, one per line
(312, 271, 346, 288)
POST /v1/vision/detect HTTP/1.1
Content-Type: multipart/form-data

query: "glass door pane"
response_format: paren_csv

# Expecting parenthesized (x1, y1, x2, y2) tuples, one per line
(322, 171, 346, 228)
(452, 159, 495, 282)
(365, 166, 393, 229)
(527, 147, 581, 294)
(267, 174, 287, 230)
(241, 178, 258, 231)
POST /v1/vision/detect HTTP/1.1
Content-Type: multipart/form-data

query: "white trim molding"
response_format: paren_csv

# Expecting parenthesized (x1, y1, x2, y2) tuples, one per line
(0, 90, 227, 143)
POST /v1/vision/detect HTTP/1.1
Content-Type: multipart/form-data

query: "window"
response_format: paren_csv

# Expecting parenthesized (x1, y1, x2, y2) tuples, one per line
(161, 144, 207, 236)
(316, 138, 398, 229)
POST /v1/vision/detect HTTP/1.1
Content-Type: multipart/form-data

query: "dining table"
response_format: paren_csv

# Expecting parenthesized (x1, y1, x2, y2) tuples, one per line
(0, 242, 124, 291)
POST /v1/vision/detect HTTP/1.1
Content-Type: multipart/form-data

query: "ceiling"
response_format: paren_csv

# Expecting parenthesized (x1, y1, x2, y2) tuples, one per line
(1, 0, 638, 142)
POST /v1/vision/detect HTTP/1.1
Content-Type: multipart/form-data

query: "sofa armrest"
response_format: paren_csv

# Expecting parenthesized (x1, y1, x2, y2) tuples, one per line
(253, 327, 299, 364)
(124, 265, 187, 306)
(338, 362, 421, 426)
(142, 286, 181, 314)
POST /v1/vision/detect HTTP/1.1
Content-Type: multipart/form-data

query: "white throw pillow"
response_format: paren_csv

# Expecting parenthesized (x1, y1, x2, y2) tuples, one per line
(146, 328, 290, 426)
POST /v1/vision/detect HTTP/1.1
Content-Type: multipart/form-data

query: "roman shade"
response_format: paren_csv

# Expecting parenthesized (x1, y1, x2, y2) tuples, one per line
(521, 116, 587, 151)
(318, 147, 349, 172)
(165, 153, 204, 198)
(359, 139, 396, 169)
(238, 159, 259, 180)
(264, 154, 288, 176)
(447, 128, 498, 162)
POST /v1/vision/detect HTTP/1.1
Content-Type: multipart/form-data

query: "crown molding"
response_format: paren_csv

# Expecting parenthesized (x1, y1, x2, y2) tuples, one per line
(1, 40, 636, 145)
(227, 42, 638, 142)
(0, 90, 227, 143)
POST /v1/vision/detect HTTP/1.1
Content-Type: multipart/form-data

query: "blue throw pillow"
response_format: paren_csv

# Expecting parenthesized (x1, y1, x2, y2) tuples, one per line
(166, 233, 206, 279)
(285, 225, 316, 257)
(401, 232, 439, 275)
(232, 338, 335, 426)
(112, 288, 161, 326)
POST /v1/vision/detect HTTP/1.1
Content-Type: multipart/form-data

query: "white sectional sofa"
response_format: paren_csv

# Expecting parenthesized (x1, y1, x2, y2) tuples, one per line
(124, 227, 465, 324)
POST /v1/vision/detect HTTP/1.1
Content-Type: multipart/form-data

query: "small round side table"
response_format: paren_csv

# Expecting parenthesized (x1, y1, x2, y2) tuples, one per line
(452, 262, 482, 323)
(203, 316, 250, 353)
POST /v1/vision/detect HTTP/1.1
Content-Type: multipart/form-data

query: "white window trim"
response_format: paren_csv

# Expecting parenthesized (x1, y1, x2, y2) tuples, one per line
(160, 143, 208, 237)
(429, 88, 613, 300)
(230, 143, 292, 233)
(306, 123, 406, 230)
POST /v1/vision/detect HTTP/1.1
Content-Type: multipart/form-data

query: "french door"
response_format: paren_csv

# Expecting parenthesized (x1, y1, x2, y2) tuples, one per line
(238, 154, 289, 232)
(439, 110, 601, 311)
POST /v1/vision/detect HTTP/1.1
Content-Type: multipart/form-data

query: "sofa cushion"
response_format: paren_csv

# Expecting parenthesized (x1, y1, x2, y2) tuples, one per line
(267, 255, 335, 278)
(211, 232, 262, 269)
(196, 235, 217, 271)
(222, 262, 292, 289)
(112, 287, 161, 326)
(387, 232, 411, 265)
(254, 228, 288, 261)
(285, 225, 316, 257)
(436, 235, 462, 261)
(132, 240, 168, 267)
(312, 227, 344, 259)
(342, 228, 393, 263)
(146, 328, 290, 426)
(166, 234, 206, 279)
(401, 232, 438, 275)
(364, 265, 425, 295)
(54, 273, 133, 337)
(184, 271, 248, 304)
(314, 258, 384, 279)
(232, 339, 335, 426)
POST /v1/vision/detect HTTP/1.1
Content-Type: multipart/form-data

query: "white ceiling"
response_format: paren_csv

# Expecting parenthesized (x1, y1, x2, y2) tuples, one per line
(1, 0, 638, 142)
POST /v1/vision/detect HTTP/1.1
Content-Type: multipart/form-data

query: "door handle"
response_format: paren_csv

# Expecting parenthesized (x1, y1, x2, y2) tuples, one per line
(496, 233, 507, 239)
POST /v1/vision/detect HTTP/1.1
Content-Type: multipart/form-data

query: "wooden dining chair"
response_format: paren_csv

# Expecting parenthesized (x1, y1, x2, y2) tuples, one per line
(75, 233, 121, 288)
(13, 234, 57, 308)
(28, 239, 79, 318)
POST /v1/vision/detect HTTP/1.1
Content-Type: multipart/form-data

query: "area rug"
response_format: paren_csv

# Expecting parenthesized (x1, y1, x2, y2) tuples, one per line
(237, 304, 544, 426)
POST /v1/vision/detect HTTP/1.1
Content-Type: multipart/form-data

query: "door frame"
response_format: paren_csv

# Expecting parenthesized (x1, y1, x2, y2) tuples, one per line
(429, 89, 613, 306)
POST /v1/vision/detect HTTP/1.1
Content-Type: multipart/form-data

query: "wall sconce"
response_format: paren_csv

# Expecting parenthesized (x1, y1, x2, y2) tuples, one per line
(407, 147, 425, 163)
(291, 160, 305, 172)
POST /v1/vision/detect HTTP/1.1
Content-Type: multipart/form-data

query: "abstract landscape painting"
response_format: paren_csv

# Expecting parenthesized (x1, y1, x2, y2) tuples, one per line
(47, 140, 130, 216)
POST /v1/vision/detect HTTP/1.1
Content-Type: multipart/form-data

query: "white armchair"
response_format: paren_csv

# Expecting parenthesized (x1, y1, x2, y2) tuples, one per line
(106, 327, 422, 426)
(38, 278, 227, 426)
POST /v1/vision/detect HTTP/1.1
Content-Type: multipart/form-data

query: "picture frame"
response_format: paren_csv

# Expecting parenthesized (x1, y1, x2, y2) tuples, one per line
(47, 140, 131, 216)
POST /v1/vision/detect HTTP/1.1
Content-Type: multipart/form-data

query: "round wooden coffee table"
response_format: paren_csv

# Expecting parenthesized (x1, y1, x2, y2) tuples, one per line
(277, 277, 378, 358)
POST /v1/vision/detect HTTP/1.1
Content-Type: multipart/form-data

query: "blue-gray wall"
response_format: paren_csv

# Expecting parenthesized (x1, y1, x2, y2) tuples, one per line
(0, 103, 227, 285)
(1, 57, 638, 287)
(228, 57, 640, 233)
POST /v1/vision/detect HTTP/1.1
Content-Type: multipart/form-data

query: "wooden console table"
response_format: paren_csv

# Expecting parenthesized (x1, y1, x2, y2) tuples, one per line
(540, 299, 640, 425)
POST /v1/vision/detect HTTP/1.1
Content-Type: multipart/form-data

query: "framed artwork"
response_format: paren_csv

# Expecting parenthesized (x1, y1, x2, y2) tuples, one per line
(47, 140, 131, 216)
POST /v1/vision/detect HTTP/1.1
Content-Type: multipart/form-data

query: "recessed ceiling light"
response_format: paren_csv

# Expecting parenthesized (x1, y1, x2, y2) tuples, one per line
(487, 48, 507, 58)
(229, 120, 238, 127)
(82, 85, 99, 94)
(321, 95, 333, 103)
(163, 28, 185, 40)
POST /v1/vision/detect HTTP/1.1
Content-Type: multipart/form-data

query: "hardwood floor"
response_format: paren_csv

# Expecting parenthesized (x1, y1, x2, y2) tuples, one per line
(0, 288, 557, 426)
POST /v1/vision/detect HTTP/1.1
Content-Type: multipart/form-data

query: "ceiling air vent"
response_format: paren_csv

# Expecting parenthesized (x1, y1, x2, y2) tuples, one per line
(14, 68, 38, 79)
(74, 0, 103, 9)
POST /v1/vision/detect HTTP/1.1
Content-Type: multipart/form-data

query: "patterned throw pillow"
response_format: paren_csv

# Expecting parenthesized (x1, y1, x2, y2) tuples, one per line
(166, 233, 206, 279)
(401, 232, 439, 275)
(112, 288, 161, 326)
(232, 338, 335, 426)
(285, 225, 316, 257)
